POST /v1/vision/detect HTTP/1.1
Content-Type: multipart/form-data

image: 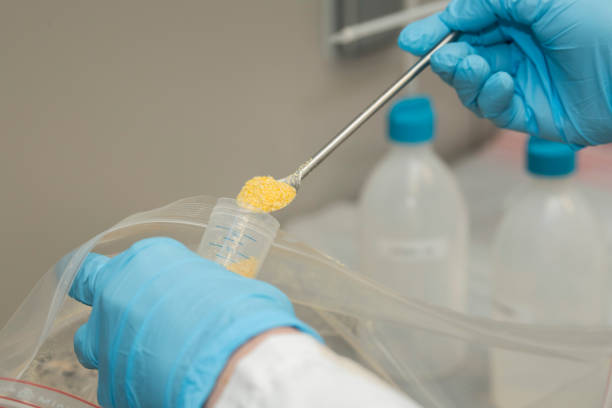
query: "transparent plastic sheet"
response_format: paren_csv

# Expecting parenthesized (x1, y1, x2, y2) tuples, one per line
(0, 377, 100, 407)
(2, 196, 612, 407)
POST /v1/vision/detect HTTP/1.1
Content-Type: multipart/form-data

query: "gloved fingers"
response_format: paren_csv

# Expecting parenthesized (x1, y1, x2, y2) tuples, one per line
(477, 72, 515, 119)
(398, 13, 450, 56)
(431, 41, 522, 87)
(477, 72, 529, 133)
(430, 42, 476, 84)
(474, 43, 523, 76)
(441, 0, 553, 33)
(430, 44, 496, 114)
(453, 54, 492, 113)
(460, 26, 512, 46)
(397, 12, 504, 57)
(69, 253, 110, 306)
(74, 322, 98, 369)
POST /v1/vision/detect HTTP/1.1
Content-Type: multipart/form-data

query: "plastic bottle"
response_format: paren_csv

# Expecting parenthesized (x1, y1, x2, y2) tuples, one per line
(491, 137, 608, 407)
(359, 96, 469, 377)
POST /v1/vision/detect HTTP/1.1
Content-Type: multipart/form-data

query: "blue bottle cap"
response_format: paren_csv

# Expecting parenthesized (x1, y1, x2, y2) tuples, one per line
(526, 136, 576, 177)
(388, 96, 435, 144)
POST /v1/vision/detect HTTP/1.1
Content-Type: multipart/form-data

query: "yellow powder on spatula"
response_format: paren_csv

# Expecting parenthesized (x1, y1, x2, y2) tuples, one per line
(236, 176, 296, 212)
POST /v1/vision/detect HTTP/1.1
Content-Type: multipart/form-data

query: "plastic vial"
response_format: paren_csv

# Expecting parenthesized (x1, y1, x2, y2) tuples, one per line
(490, 137, 608, 407)
(198, 198, 280, 278)
(359, 97, 469, 377)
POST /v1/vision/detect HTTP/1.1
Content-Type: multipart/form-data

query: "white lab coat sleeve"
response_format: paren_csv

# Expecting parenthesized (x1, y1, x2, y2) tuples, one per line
(214, 332, 422, 408)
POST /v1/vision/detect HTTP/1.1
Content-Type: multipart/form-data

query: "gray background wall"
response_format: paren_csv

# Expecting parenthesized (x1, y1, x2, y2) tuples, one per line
(0, 1, 492, 325)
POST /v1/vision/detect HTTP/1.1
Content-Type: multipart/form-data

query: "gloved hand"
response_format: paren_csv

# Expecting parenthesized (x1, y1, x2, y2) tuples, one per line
(399, 0, 612, 146)
(69, 237, 320, 408)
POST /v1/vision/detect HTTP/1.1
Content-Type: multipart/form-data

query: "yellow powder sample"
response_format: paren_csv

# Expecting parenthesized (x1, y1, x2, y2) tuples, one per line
(227, 257, 259, 278)
(236, 176, 296, 212)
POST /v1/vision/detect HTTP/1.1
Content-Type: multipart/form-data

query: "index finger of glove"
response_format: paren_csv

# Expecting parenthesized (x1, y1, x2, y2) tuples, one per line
(441, 0, 554, 32)
(399, 13, 450, 56)
(69, 253, 110, 306)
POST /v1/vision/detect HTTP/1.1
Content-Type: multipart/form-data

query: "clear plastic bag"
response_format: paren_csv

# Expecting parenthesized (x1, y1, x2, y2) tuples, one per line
(2, 195, 612, 407)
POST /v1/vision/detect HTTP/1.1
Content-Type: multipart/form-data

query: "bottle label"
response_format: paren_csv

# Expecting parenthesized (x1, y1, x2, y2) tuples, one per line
(377, 238, 447, 262)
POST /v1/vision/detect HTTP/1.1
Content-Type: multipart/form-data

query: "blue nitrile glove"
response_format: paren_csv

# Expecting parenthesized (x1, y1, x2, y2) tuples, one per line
(69, 237, 321, 408)
(399, 0, 612, 147)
